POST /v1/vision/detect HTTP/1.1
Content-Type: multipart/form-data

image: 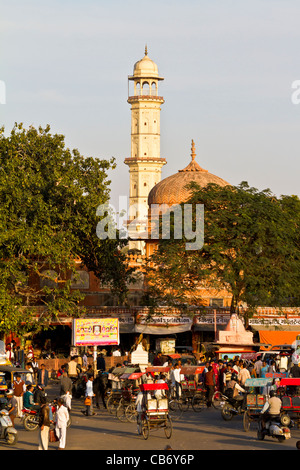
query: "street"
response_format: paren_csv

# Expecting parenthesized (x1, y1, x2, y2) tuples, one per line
(1, 382, 300, 453)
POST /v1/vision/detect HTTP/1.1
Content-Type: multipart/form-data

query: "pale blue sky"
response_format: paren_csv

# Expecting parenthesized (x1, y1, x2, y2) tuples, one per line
(1, 0, 300, 210)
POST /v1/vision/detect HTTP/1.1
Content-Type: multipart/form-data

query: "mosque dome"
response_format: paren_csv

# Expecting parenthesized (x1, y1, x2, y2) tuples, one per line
(148, 140, 229, 206)
(132, 46, 162, 79)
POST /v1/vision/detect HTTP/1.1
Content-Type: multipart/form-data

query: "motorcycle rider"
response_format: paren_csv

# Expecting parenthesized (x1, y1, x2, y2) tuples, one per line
(225, 372, 246, 408)
(260, 390, 282, 430)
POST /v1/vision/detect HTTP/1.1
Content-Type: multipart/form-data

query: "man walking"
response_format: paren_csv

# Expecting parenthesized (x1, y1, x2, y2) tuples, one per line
(38, 396, 50, 450)
(59, 371, 73, 411)
(13, 373, 26, 418)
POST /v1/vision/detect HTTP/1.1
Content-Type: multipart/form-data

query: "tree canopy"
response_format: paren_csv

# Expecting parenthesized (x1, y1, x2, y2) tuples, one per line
(144, 182, 300, 318)
(0, 123, 129, 336)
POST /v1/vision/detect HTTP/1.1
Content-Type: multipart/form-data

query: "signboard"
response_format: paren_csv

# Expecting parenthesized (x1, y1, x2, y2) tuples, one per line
(72, 318, 119, 346)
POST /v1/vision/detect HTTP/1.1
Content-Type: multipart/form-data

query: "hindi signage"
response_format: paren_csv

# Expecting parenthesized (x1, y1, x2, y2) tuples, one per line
(72, 318, 119, 346)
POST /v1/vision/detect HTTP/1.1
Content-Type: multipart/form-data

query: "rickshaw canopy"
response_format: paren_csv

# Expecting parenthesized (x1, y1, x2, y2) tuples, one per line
(279, 378, 300, 387)
(180, 366, 204, 375)
(245, 378, 273, 387)
(146, 367, 170, 373)
(139, 383, 169, 391)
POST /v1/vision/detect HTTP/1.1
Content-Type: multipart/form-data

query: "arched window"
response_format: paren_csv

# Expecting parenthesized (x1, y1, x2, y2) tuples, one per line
(142, 81, 150, 96)
(151, 82, 157, 96)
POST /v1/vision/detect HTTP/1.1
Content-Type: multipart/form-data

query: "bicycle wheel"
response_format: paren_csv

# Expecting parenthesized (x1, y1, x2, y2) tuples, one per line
(169, 399, 183, 421)
(192, 392, 206, 412)
(164, 415, 173, 439)
(125, 403, 137, 423)
(141, 417, 150, 440)
(106, 395, 119, 415)
(180, 396, 189, 412)
(116, 403, 127, 422)
(243, 410, 251, 432)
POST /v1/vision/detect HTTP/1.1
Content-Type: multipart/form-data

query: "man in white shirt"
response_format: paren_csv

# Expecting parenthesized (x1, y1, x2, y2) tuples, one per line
(84, 375, 95, 416)
(55, 398, 69, 449)
(172, 363, 182, 400)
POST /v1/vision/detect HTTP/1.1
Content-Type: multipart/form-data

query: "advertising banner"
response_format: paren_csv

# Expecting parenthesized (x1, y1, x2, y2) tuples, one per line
(72, 318, 119, 346)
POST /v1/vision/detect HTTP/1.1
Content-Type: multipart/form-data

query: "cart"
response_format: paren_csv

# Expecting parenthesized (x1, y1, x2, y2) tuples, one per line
(137, 383, 172, 440)
(242, 378, 272, 432)
(277, 377, 300, 427)
(106, 366, 140, 415)
(179, 366, 207, 412)
(116, 372, 144, 422)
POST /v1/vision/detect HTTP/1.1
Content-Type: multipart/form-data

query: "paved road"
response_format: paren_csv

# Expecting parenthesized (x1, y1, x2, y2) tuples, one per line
(1, 381, 300, 452)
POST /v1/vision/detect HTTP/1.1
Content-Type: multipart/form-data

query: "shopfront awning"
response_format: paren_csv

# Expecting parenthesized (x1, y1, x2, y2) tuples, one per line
(258, 330, 300, 350)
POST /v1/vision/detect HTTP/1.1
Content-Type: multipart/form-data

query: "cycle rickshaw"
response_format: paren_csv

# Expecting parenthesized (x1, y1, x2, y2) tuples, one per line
(277, 377, 300, 427)
(179, 366, 207, 412)
(137, 383, 172, 440)
(116, 371, 144, 422)
(242, 377, 272, 432)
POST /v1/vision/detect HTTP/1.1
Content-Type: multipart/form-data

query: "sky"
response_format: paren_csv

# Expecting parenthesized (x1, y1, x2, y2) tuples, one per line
(1, 0, 300, 211)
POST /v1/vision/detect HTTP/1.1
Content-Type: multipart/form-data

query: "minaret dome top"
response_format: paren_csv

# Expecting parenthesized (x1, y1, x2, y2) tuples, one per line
(129, 46, 164, 81)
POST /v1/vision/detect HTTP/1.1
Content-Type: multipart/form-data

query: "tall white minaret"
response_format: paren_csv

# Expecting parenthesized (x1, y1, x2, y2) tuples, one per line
(124, 47, 166, 236)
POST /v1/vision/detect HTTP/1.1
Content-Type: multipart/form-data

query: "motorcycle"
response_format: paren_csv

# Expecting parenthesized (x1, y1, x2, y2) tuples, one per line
(22, 399, 71, 431)
(257, 415, 291, 442)
(0, 409, 18, 445)
(220, 394, 246, 421)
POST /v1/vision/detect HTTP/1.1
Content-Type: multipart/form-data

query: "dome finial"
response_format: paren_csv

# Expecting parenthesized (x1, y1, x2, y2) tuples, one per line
(145, 44, 148, 56)
(191, 139, 196, 161)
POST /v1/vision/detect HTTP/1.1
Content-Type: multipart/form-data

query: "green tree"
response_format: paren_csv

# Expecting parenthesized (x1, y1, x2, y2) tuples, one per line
(0, 123, 129, 336)
(144, 182, 300, 320)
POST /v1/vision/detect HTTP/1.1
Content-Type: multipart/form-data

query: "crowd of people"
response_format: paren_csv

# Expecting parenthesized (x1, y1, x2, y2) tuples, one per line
(2, 343, 300, 450)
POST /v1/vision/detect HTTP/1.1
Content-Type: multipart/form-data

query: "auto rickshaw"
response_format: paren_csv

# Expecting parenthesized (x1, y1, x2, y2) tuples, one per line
(0, 365, 34, 394)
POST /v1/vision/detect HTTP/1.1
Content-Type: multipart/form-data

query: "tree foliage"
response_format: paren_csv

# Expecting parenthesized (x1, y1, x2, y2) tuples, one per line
(0, 123, 129, 336)
(144, 182, 300, 317)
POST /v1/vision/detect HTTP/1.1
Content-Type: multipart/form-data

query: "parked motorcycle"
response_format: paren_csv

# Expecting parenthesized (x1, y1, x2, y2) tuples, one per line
(0, 408, 18, 445)
(257, 415, 291, 442)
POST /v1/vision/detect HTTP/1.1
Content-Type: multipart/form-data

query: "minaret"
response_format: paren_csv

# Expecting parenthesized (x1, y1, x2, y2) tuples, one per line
(124, 47, 166, 230)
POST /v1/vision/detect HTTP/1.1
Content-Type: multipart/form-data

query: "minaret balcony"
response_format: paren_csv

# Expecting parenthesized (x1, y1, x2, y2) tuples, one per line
(128, 95, 164, 104)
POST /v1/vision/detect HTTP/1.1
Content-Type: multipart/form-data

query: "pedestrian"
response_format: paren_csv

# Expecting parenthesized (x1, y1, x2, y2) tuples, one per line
(67, 356, 79, 379)
(254, 356, 263, 377)
(59, 371, 73, 411)
(55, 397, 69, 450)
(97, 353, 106, 372)
(37, 364, 49, 388)
(38, 396, 50, 450)
(13, 373, 26, 418)
(84, 375, 95, 416)
(94, 372, 107, 409)
(238, 362, 251, 386)
(153, 352, 163, 366)
(204, 366, 215, 407)
(172, 363, 182, 400)
(6, 389, 17, 426)
(25, 362, 34, 385)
